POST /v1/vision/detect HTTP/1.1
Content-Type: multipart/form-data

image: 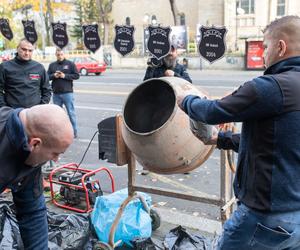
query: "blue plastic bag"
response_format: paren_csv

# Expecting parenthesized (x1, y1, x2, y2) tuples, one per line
(90, 188, 152, 247)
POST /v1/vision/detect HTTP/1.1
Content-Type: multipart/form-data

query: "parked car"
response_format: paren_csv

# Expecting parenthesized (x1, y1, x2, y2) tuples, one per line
(0, 49, 16, 62)
(69, 56, 106, 76)
(0, 54, 10, 62)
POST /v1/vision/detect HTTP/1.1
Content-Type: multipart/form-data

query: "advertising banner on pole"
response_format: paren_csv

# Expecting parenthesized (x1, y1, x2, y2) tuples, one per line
(245, 40, 264, 70)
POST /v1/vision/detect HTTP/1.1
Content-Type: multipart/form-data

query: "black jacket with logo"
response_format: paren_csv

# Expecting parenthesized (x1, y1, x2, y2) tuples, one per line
(48, 59, 79, 94)
(0, 56, 51, 108)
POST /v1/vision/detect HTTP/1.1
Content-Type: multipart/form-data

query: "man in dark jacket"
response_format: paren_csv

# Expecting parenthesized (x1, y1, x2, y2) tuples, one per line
(47, 48, 80, 138)
(143, 45, 192, 83)
(178, 15, 300, 249)
(0, 104, 73, 250)
(0, 39, 51, 108)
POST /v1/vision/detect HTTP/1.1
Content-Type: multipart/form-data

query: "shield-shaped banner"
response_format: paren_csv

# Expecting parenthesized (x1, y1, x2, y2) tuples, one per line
(0, 18, 13, 40)
(113, 25, 135, 56)
(147, 25, 171, 60)
(82, 24, 101, 53)
(198, 25, 227, 63)
(51, 22, 68, 49)
(22, 20, 38, 44)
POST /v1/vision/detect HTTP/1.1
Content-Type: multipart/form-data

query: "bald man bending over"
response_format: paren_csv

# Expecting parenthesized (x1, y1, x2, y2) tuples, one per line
(0, 104, 73, 250)
(178, 16, 300, 249)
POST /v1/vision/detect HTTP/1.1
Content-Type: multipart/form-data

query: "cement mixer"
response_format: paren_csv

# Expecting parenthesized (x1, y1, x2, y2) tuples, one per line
(121, 77, 215, 174)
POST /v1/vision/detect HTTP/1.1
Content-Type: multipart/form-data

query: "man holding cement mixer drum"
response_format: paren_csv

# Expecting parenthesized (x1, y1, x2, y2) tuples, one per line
(178, 15, 300, 249)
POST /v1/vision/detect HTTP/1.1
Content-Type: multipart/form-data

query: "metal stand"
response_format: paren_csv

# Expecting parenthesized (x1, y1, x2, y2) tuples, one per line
(116, 115, 235, 224)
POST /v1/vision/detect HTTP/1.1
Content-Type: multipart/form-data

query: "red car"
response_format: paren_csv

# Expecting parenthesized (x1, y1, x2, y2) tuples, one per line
(70, 56, 106, 76)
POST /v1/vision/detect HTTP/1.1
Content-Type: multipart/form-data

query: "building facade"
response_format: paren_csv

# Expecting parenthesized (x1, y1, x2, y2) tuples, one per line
(111, 0, 299, 54)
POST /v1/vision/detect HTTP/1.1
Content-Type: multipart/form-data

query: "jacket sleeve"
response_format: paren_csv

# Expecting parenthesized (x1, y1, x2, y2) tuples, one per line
(0, 63, 7, 107)
(174, 65, 192, 83)
(143, 66, 155, 81)
(47, 63, 56, 81)
(64, 62, 80, 81)
(40, 67, 52, 104)
(181, 77, 283, 124)
(12, 168, 48, 250)
(217, 131, 240, 152)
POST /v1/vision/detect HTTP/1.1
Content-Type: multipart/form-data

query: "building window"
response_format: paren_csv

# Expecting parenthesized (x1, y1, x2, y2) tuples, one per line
(238, 17, 255, 27)
(277, 0, 285, 16)
(238, 0, 255, 14)
(179, 13, 185, 25)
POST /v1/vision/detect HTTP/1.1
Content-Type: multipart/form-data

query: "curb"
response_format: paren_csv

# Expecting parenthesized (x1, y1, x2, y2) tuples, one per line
(154, 206, 222, 235)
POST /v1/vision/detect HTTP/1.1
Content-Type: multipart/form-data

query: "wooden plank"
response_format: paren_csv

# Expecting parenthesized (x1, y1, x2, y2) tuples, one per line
(132, 184, 222, 206)
(115, 114, 129, 166)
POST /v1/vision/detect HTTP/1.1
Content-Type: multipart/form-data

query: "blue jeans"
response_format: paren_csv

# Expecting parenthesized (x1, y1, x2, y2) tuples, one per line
(217, 203, 300, 250)
(53, 93, 77, 136)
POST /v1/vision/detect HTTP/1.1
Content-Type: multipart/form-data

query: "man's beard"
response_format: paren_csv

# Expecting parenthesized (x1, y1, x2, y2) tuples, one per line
(163, 56, 176, 69)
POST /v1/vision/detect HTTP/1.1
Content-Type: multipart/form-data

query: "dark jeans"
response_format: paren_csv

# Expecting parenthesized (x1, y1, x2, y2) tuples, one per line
(217, 203, 300, 250)
(12, 168, 48, 250)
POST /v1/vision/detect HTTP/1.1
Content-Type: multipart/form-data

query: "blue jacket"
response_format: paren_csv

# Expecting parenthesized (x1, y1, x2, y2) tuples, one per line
(182, 56, 300, 212)
(143, 62, 192, 83)
(0, 107, 48, 249)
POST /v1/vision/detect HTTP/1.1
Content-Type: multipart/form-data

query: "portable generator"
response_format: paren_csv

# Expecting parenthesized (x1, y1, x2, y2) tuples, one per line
(58, 171, 103, 205)
(49, 163, 115, 213)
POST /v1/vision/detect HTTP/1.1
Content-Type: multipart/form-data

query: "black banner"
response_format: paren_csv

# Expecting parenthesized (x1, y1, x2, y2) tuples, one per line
(198, 25, 227, 63)
(0, 18, 13, 40)
(82, 24, 101, 53)
(51, 22, 68, 49)
(22, 20, 38, 44)
(114, 25, 135, 56)
(147, 25, 171, 60)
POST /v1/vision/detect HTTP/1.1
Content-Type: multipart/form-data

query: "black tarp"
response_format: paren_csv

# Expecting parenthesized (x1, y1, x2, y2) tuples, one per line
(0, 199, 98, 250)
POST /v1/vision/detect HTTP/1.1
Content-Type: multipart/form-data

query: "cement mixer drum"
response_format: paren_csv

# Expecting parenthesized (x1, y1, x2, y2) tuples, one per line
(121, 77, 215, 174)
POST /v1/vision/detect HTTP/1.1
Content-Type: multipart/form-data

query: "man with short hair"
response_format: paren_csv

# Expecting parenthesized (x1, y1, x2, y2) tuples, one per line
(0, 104, 73, 250)
(143, 45, 192, 83)
(178, 15, 300, 249)
(48, 48, 80, 138)
(0, 38, 51, 108)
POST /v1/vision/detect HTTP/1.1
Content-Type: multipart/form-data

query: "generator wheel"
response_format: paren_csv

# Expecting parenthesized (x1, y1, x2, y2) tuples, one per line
(93, 241, 113, 250)
(150, 209, 161, 231)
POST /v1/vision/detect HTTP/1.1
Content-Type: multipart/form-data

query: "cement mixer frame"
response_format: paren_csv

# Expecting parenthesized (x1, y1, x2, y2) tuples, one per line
(115, 115, 236, 224)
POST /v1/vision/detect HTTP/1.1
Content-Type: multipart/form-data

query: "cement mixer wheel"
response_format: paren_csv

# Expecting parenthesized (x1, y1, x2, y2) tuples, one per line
(150, 209, 161, 231)
(93, 241, 113, 250)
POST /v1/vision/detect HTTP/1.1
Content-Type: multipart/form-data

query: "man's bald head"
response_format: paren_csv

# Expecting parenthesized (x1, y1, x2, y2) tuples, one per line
(24, 104, 73, 147)
(17, 38, 34, 61)
(20, 104, 73, 166)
